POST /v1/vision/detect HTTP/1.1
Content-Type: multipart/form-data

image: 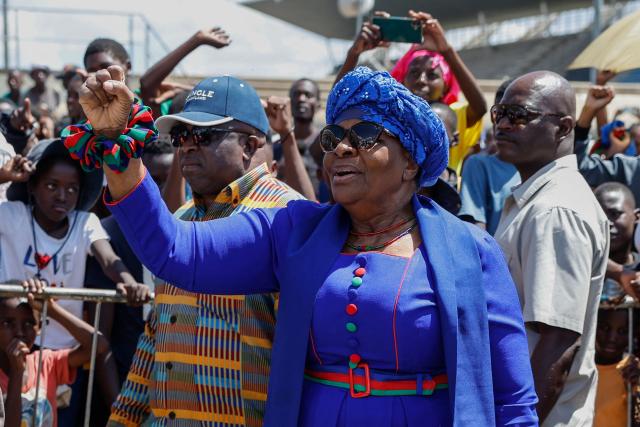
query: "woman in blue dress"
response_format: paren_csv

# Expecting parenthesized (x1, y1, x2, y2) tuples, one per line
(66, 65, 538, 426)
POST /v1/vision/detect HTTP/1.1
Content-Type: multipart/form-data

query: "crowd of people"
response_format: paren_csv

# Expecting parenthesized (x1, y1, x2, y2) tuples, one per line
(1, 9, 640, 427)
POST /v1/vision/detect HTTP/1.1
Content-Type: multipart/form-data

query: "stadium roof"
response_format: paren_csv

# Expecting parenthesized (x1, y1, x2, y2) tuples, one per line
(244, 0, 595, 39)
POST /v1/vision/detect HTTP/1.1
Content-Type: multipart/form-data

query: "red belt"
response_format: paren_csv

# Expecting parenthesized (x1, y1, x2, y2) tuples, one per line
(304, 362, 448, 398)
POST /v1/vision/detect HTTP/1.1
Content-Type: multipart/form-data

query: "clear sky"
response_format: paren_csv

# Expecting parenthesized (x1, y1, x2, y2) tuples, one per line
(7, 0, 352, 78)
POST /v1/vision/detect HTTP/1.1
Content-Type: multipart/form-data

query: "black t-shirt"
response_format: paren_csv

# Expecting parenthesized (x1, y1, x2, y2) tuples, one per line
(84, 215, 145, 383)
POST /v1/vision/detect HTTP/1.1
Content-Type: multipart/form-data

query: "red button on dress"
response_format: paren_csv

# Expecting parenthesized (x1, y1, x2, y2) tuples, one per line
(346, 304, 358, 315)
(354, 267, 366, 277)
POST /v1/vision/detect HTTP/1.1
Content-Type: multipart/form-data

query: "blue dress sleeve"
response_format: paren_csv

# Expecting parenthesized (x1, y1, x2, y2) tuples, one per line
(107, 171, 289, 295)
(470, 225, 539, 426)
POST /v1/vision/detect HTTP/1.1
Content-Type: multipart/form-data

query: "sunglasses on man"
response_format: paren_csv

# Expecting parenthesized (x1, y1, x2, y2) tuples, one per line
(490, 104, 566, 126)
(319, 121, 396, 154)
(170, 124, 252, 148)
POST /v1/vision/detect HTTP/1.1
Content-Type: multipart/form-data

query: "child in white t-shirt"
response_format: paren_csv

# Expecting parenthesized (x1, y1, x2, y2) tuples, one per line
(0, 138, 148, 350)
(0, 138, 149, 423)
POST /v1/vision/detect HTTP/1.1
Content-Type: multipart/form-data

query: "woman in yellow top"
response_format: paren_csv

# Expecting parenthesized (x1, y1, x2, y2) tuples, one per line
(335, 10, 487, 177)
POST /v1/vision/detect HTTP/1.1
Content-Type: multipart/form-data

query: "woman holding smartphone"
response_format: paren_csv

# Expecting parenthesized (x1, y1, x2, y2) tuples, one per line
(335, 10, 487, 177)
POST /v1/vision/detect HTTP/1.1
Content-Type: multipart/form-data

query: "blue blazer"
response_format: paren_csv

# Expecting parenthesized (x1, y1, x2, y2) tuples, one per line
(108, 173, 538, 426)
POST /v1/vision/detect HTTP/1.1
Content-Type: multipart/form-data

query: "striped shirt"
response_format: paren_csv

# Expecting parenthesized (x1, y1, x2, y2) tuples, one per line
(108, 164, 303, 427)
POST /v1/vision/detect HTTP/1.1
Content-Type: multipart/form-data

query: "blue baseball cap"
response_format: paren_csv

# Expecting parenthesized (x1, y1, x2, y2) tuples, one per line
(155, 76, 270, 135)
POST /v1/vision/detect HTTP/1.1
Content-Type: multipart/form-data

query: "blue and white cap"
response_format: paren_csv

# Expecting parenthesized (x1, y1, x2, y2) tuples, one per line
(155, 76, 270, 135)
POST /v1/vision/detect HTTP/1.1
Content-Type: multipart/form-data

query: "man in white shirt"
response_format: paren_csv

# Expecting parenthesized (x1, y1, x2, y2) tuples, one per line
(494, 71, 609, 426)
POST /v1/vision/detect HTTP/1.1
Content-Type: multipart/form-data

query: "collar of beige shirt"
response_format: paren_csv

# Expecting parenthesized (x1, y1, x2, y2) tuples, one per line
(510, 154, 578, 209)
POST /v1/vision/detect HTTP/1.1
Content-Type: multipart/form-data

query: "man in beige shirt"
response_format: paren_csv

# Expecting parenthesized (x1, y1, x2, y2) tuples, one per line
(494, 71, 609, 426)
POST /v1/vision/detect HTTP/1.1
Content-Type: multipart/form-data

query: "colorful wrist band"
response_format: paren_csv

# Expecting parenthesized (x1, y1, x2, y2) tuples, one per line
(61, 98, 158, 173)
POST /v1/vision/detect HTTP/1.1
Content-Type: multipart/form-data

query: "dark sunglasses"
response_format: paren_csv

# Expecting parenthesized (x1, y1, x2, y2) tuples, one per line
(319, 121, 395, 154)
(170, 125, 251, 148)
(490, 104, 566, 126)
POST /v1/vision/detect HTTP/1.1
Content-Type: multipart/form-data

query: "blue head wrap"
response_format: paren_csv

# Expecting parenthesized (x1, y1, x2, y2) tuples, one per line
(326, 66, 449, 187)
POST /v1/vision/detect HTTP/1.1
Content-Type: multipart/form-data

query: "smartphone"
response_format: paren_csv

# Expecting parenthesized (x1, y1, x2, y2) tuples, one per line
(372, 16, 423, 44)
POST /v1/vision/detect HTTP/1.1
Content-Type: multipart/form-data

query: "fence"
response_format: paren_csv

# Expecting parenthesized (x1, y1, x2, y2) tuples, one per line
(0, 284, 636, 426)
(0, 284, 155, 427)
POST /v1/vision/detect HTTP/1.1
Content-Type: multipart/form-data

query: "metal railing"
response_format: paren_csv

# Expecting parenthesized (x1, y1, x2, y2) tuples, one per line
(0, 284, 637, 426)
(0, 284, 154, 427)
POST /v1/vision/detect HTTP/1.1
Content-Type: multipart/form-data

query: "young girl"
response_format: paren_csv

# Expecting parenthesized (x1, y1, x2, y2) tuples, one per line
(0, 279, 108, 427)
(0, 138, 147, 422)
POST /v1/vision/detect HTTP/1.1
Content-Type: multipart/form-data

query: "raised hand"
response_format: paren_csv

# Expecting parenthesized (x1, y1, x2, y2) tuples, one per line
(584, 85, 615, 113)
(409, 10, 451, 53)
(10, 98, 36, 133)
(351, 12, 391, 56)
(265, 96, 294, 137)
(0, 155, 34, 183)
(79, 65, 134, 139)
(596, 69, 617, 85)
(194, 27, 231, 49)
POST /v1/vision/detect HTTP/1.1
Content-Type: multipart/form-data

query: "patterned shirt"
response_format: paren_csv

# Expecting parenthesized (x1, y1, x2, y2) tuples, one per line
(108, 164, 303, 427)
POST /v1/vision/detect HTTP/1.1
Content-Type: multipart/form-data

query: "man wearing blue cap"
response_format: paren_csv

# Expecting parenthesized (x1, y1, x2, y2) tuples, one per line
(108, 76, 305, 427)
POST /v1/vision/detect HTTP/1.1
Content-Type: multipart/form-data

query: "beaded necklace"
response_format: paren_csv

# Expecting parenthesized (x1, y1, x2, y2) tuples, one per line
(346, 222, 417, 252)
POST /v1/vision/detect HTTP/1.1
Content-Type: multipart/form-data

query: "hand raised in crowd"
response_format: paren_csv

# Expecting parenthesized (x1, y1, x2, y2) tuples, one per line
(409, 10, 451, 53)
(79, 65, 134, 139)
(264, 96, 294, 138)
(116, 281, 151, 307)
(350, 12, 391, 56)
(193, 27, 231, 49)
(596, 69, 617, 86)
(6, 337, 29, 374)
(0, 155, 34, 183)
(9, 98, 36, 134)
(584, 85, 615, 113)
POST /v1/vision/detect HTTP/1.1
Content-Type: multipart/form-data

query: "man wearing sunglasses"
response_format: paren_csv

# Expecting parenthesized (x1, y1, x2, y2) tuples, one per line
(493, 71, 609, 426)
(108, 76, 306, 427)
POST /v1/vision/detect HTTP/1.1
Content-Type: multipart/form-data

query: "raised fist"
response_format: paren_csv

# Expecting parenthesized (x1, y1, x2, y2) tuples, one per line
(265, 96, 294, 137)
(79, 65, 134, 139)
